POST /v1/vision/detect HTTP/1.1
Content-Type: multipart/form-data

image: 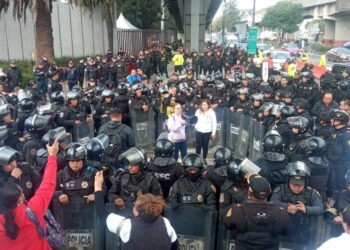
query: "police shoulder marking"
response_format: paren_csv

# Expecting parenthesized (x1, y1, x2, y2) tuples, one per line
(226, 208, 232, 217)
(211, 184, 217, 193)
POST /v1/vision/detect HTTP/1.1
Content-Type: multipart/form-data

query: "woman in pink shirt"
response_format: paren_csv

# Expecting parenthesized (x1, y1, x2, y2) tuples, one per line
(167, 103, 187, 160)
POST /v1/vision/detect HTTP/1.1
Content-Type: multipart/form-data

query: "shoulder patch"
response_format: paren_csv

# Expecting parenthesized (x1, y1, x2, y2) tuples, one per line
(348, 140, 350, 146)
(226, 208, 232, 217)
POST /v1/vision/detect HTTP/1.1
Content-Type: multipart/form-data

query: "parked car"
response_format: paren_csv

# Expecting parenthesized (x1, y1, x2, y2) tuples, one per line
(265, 50, 292, 70)
(327, 47, 350, 62)
(342, 41, 350, 50)
(281, 42, 304, 56)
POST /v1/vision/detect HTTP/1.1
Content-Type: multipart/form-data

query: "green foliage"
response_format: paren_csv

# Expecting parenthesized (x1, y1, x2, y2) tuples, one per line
(211, 0, 240, 32)
(309, 42, 334, 54)
(260, 1, 303, 40)
(118, 0, 162, 29)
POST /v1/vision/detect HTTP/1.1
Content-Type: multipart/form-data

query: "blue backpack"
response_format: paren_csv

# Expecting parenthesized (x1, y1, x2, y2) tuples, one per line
(25, 207, 65, 249)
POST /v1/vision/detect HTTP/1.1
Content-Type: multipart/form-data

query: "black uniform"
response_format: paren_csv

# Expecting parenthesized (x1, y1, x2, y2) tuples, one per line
(255, 158, 288, 188)
(107, 171, 162, 203)
(224, 200, 292, 250)
(146, 157, 184, 199)
(219, 180, 247, 211)
(0, 162, 41, 200)
(58, 104, 88, 135)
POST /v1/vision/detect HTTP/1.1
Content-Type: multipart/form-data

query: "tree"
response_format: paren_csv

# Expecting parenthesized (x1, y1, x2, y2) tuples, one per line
(0, 0, 55, 61)
(118, 0, 162, 29)
(260, 1, 303, 43)
(211, 0, 240, 33)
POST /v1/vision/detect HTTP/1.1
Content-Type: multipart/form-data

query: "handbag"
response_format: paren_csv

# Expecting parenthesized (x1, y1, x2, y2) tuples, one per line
(25, 207, 65, 249)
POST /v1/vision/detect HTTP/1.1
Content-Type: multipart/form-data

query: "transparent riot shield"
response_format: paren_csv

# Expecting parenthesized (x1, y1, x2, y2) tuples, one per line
(73, 121, 91, 144)
(51, 196, 104, 250)
(248, 121, 265, 162)
(130, 109, 155, 154)
(164, 205, 217, 250)
(233, 114, 251, 160)
(209, 106, 226, 151)
(225, 111, 242, 152)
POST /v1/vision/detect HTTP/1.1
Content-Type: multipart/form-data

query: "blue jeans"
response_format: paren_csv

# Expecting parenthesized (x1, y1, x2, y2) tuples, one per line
(174, 140, 187, 161)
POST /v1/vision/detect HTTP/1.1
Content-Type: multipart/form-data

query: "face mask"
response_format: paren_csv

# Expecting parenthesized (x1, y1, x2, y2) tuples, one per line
(186, 169, 201, 182)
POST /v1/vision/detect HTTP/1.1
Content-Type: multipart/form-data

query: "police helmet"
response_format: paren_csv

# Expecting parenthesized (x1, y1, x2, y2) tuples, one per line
(178, 82, 189, 94)
(281, 91, 293, 99)
(206, 75, 215, 84)
(24, 115, 49, 134)
(117, 83, 128, 95)
(154, 133, 175, 158)
(197, 75, 206, 81)
(260, 102, 274, 113)
(268, 76, 275, 84)
(214, 72, 223, 80)
(317, 110, 332, 124)
(285, 161, 311, 178)
(132, 83, 142, 93)
(67, 91, 80, 101)
(65, 143, 87, 161)
(42, 127, 67, 146)
(95, 84, 106, 96)
(19, 98, 35, 112)
(119, 147, 146, 167)
(182, 154, 203, 169)
(158, 85, 169, 95)
(251, 93, 264, 102)
(101, 89, 114, 100)
(280, 106, 295, 119)
(331, 109, 349, 124)
(0, 125, 8, 142)
(86, 134, 109, 162)
(72, 85, 83, 95)
(0, 146, 19, 166)
(260, 85, 273, 94)
(37, 103, 56, 116)
(263, 130, 285, 161)
(294, 98, 309, 110)
(215, 81, 226, 91)
(300, 136, 326, 157)
(236, 87, 249, 95)
(51, 91, 65, 105)
(213, 147, 234, 167)
(287, 116, 309, 133)
(226, 160, 243, 182)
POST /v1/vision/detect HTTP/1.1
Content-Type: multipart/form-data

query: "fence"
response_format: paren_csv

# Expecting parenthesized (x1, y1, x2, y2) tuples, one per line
(0, 2, 176, 60)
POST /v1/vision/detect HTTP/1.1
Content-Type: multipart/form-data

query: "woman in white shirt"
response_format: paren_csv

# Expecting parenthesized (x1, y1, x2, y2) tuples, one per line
(194, 99, 217, 164)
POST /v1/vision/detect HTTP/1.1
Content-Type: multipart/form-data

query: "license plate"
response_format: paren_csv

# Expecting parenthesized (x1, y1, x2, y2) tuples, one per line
(66, 231, 93, 248)
(178, 235, 204, 250)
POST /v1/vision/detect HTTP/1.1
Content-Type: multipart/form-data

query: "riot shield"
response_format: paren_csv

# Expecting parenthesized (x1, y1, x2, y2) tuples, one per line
(105, 202, 134, 250)
(225, 111, 242, 152)
(217, 207, 237, 250)
(0, 94, 7, 105)
(248, 121, 265, 162)
(130, 109, 155, 154)
(234, 114, 251, 160)
(73, 121, 91, 144)
(164, 205, 217, 250)
(184, 107, 197, 150)
(209, 106, 226, 151)
(52, 196, 104, 250)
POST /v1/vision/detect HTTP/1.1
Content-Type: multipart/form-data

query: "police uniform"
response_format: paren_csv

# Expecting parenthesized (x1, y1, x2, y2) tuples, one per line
(107, 171, 163, 203)
(0, 162, 41, 200)
(55, 166, 95, 199)
(59, 104, 88, 135)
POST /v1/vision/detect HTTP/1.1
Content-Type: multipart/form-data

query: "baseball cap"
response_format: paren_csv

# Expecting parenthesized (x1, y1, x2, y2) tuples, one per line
(289, 176, 306, 186)
(247, 174, 271, 199)
(110, 108, 122, 115)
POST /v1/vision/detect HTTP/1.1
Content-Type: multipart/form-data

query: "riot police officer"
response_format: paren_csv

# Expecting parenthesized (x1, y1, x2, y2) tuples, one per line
(0, 146, 41, 200)
(299, 136, 332, 201)
(129, 84, 150, 113)
(114, 82, 131, 126)
(297, 72, 320, 109)
(58, 91, 90, 139)
(206, 147, 234, 187)
(270, 161, 324, 243)
(224, 174, 291, 250)
(22, 115, 49, 166)
(255, 130, 288, 188)
(146, 133, 184, 198)
(94, 89, 116, 133)
(167, 153, 216, 210)
(16, 90, 36, 133)
(55, 143, 97, 205)
(107, 147, 162, 208)
(327, 110, 350, 191)
(315, 110, 333, 144)
(0, 104, 21, 150)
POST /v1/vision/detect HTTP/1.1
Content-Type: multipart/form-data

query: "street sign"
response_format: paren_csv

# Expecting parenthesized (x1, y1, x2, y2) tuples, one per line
(248, 27, 258, 55)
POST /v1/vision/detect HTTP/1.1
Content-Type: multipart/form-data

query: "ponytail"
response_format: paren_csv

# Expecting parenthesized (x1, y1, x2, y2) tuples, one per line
(3, 208, 19, 239)
(0, 183, 22, 240)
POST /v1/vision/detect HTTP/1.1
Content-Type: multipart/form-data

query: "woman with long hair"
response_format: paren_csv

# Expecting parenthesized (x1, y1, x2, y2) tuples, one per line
(0, 140, 59, 250)
(194, 99, 217, 164)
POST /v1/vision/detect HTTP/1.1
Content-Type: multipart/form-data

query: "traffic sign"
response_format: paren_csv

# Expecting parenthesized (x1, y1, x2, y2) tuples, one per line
(248, 27, 258, 55)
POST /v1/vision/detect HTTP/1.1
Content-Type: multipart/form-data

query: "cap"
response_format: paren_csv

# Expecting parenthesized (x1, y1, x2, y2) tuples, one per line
(110, 108, 122, 115)
(289, 176, 306, 186)
(10, 60, 16, 65)
(247, 174, 271, 199)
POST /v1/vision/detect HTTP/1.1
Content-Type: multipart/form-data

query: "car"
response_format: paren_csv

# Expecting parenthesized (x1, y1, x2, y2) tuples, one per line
(327, 47, 350, 62)
(343, 41, 350, 50)
(281, 42, 304, 56)
(257, 43, 271, 52)
(265, 50, 292, 70)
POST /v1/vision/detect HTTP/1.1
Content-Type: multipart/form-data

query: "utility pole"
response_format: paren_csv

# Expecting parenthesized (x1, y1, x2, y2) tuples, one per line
(221, 0, 226, 45)
(252, 0, 256, 26)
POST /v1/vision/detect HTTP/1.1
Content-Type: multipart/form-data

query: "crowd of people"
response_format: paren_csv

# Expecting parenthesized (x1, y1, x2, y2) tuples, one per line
(0, 42, 350, 249)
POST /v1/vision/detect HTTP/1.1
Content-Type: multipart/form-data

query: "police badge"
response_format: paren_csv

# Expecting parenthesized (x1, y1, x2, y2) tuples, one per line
(81, 181, 89, 189)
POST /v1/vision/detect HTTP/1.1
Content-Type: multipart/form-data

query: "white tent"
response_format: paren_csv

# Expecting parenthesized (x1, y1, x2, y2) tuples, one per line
(116, 12, 139, 30)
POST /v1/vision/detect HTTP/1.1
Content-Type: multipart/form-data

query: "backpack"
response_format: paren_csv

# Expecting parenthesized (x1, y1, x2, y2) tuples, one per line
(103, 125, 124, 166)
(25, 207, 65, 248)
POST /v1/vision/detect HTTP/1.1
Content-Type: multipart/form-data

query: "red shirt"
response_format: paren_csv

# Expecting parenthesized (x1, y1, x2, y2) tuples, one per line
(0, 156, 57, 250)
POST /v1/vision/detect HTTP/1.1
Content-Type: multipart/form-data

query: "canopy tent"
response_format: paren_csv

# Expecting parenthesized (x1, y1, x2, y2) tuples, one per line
(116, 12, 139, 30)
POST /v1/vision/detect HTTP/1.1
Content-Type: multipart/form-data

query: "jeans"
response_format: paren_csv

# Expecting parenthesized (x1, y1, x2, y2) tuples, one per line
(174, 140, 187, 161)
(195, 131, 211, 159)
